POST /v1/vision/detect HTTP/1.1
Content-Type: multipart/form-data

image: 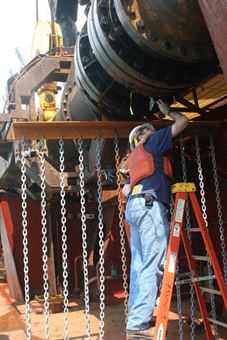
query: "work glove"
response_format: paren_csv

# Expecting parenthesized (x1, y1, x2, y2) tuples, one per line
(157, 99, 170, 115)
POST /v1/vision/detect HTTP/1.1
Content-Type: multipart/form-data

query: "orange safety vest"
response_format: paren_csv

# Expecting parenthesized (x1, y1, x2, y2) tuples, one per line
(128, 143, 173, 189)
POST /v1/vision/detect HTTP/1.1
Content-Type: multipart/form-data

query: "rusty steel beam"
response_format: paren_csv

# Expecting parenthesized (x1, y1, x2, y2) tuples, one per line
(203, 95, 227, 109)
(175, 95, 208, 116)
(198, 0, 227, 81)
(10, 120, 222, 141)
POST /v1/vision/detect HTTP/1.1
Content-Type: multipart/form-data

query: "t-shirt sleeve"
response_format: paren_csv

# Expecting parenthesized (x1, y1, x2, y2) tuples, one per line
(146, 126, 173, 154)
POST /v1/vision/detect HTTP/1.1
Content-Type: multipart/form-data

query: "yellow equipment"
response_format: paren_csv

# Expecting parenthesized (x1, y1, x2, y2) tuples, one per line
(31, 20, 63, 121)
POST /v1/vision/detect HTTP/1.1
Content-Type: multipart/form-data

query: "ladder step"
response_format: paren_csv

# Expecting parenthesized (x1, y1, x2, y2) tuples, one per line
(192, 255, 210, 261)
(177, 271, 191, 278)
(207, 317, 227, 329)
(189, 228, 200, 232)
(176, 275, 215, 285)
(200, 287, 221, 295)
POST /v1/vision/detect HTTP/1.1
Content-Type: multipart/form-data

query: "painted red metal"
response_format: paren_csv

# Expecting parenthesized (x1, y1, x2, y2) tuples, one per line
(0, 193, 43, 297)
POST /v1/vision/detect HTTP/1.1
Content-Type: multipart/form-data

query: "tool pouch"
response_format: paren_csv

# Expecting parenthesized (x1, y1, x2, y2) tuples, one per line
(144, 193, 153, 207)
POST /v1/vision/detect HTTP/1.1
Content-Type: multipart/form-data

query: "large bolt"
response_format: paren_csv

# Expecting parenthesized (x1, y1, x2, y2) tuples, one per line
(115, 26, 123, 36)
(180, 46, 188, 55)
(82, 56, 90, 63)
(136, 19, 145, 29)
(100, 16, 109, 26)
(45, 94, 53, 102)
(147, 31, 157, 42)
(164, 41, 172, 50)
(108, 31, 117, 41)
(100, 16, 109, 33)
(127, 6, 136, 19)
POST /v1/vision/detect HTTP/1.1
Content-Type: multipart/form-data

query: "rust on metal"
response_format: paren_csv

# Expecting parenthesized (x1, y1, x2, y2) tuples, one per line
(11, 120, 222, 141)
(198, 0, 227, 81)
(0, 110, 29, 122)
(117, 0, 215, 62)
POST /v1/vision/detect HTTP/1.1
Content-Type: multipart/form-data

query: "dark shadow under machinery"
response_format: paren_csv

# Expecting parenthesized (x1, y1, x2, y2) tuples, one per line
(0, 0, 219, 197)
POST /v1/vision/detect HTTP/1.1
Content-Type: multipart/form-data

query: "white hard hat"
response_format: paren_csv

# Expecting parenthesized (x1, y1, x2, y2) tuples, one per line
(129, 123, 155, 151)
(129, 125, 141, 146)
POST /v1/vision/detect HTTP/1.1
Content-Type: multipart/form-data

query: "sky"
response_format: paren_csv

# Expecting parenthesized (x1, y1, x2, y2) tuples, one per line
(0, 0, 86, 112)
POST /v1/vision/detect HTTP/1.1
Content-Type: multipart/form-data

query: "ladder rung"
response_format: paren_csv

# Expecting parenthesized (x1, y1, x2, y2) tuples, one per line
(189, 228, 200, 232)
(175, 275, 215, 285)
(177, 271, 191, 278)
(207, 317, 227, 329)
(200, 287, 221, 295)
(192, 255, 210, 261)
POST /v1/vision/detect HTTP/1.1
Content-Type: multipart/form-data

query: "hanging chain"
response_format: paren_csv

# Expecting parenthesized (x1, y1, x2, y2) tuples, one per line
(195, 133, 219, 339)
(180, 137, 196, 339)
(209, 134, 227, 282)
(180, 137, 192, 241)
(78, 137, 91, 339)
(20, 139, 31, 340)
(59, 138, 69, 340)
(96, 137, 105, 339)
(175, 263, 184, 340)
(39, 140, 50, 340)
(114, 136, 129, 319)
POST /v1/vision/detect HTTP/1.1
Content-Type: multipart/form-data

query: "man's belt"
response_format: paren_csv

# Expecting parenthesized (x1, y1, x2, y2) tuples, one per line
(130, 192, 154, 206)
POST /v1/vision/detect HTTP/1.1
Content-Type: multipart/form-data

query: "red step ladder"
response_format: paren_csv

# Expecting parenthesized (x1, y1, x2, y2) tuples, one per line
(153, 182, 227, 340)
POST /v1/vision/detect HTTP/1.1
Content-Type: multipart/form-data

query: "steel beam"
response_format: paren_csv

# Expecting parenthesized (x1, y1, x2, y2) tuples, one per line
(10, 120, 222, 141)
(198, 0, 227, 81)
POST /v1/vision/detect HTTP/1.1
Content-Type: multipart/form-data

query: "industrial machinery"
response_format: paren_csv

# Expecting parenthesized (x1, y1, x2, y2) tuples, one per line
(0, 0, 223, 197)
(0, 1, 227, 338)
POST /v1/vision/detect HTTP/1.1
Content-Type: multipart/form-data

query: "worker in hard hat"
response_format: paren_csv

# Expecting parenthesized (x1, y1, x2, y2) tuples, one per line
(125, 99, 189, 339)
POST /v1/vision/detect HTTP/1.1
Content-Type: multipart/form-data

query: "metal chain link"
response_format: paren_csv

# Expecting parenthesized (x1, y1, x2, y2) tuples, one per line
(78, 137, 91, 339)
(59, 138, 69, 340)
(96, 137, 105, 339)
(180, 137, 196, 339)
(114, 136, 129, 319)
(195, 133, 219, 339)
(209, 134, 227, 282)
(180, 137, 192, 241)
(175, 263, 184, 340)
(39, 141, 50, 340)
(20, 139, 31, 340)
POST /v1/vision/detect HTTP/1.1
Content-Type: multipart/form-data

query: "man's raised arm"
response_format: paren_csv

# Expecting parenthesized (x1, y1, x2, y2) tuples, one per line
(157, 99, 189, 137)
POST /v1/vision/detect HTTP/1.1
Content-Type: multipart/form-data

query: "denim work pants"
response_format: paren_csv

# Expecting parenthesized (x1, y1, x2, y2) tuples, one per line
(125, 196, 170, 330)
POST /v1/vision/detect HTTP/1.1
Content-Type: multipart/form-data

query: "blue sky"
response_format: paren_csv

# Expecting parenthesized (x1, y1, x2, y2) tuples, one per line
(0, 0, 85, 112)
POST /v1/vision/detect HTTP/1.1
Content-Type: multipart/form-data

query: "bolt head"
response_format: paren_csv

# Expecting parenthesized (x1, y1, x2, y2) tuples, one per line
(147, 31, 157, 42)
(136, 19, 145, 29)
(164, 41, 172, 50)
(180, 47, 188, 55)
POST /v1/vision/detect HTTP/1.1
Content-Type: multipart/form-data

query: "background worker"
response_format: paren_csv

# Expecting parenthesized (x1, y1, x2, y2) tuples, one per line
(124, 99, 189, 339)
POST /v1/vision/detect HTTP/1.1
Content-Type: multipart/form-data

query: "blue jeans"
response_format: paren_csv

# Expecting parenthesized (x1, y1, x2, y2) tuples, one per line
(125, 196, 170, 330)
